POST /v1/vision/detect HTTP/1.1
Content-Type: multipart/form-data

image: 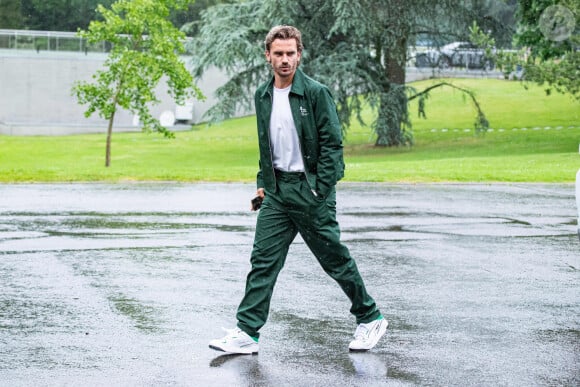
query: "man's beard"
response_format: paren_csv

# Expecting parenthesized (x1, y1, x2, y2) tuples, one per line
(272, 62, 297, 77)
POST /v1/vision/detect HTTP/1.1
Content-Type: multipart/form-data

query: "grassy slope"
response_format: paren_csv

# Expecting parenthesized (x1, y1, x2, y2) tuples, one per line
(0, 78, 578, 183)
(344, 78, 579, 182)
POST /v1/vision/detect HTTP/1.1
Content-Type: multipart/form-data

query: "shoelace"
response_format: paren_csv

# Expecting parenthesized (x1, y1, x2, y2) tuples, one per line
(353, 324, 371, 340)
(221, 327, 241, 339)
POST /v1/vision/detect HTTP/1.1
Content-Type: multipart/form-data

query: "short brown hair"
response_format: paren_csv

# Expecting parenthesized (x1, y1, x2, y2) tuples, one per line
(264, 25, 303, 53)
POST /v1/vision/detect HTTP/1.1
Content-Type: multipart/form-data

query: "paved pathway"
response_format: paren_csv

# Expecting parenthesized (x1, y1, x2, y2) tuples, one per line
(0, 183, 577, 386)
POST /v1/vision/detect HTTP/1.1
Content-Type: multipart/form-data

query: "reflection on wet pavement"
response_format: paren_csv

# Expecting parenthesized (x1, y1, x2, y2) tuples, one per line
(0, 183, 577, 386)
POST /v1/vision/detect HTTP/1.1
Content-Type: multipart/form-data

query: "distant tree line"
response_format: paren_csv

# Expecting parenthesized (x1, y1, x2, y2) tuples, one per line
(0, 0, 227, 34)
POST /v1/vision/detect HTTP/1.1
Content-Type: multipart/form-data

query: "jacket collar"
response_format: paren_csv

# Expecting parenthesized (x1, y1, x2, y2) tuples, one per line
(260, 68, 306, 98)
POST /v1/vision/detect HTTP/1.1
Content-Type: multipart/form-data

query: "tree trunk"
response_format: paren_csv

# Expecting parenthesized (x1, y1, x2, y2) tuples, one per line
(387, 43, 406, 85)
(372, 0, 411, 147)
(375, 35, 409, 147)
(105, 108, 116, 167)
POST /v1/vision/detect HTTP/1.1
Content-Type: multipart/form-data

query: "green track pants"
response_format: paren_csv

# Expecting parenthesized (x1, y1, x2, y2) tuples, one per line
(236, 170, 381, 338)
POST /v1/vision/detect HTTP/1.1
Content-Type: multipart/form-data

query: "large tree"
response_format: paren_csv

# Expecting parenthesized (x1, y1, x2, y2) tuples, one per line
(19, 0, 115, 31)
(473, 0, 578, 100)
(190, 0, 512, 146)
(0, 0, 22, 29)
(515, 0, 578, 99)
(170, 0, 230, 36)
(12, 0, 221, 33)
(72, 0, 204, 167)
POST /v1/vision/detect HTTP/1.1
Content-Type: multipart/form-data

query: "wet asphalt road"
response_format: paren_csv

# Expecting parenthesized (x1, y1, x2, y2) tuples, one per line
(0, 183, 578, 386)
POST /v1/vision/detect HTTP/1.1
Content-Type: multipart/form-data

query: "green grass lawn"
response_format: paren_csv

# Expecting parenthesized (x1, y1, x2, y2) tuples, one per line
(0, 78, 578, 183)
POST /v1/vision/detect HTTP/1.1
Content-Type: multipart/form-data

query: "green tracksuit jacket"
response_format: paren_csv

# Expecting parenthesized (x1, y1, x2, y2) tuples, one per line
(255, 68, 345, 198)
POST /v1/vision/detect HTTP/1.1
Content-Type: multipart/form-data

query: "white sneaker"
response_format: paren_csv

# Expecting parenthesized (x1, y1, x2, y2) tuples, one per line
(348, 316, 388, 352)
(209, 327, 259, 354)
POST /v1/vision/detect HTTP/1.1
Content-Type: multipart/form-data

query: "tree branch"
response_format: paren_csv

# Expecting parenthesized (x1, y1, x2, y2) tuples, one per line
(408, 81, 489, 133)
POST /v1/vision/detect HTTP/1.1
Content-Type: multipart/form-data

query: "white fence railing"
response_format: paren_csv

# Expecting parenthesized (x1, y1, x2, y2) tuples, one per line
(0, 29, 112, 53)
(0, 29, 194, 54)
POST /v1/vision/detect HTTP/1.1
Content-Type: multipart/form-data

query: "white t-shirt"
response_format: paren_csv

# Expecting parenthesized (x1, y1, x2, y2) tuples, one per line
(269, 86, 305, 172)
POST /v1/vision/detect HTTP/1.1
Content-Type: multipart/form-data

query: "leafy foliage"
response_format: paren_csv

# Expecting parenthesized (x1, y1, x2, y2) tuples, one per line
(472, 0, 579, 100)
(18, 0, 115, 31)
(515, 0, 578, 59)
(189, 0, 509, 146)
(72, 0, 204, 166)
(2, 0, 221, 32)
(0, 0, 23, 29)
(171, 0, 231, 36)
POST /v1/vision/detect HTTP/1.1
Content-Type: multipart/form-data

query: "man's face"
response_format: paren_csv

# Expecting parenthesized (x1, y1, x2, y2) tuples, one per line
(265, 38, 301, 81)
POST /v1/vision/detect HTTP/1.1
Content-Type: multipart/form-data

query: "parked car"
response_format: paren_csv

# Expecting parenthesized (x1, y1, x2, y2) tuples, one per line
(415, 41, 494, 70)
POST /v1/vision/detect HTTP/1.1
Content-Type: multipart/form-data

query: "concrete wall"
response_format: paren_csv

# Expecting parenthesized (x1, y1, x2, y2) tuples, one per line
(0, 49, 498, 136)
(0, 50, 234, 135)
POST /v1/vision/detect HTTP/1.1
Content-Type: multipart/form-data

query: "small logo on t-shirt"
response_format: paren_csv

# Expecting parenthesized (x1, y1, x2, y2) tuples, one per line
(299, 106, 308, 116)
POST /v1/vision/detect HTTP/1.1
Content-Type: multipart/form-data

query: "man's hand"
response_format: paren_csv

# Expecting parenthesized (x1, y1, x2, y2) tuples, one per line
(250, 188, 266, 211)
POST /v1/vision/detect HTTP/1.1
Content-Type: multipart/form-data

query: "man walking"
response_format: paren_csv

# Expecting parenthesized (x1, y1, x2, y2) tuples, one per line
(209, 25, 387, 354)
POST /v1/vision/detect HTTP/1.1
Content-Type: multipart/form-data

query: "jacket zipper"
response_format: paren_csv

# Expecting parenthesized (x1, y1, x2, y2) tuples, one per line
(291, 94, 317, 197)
